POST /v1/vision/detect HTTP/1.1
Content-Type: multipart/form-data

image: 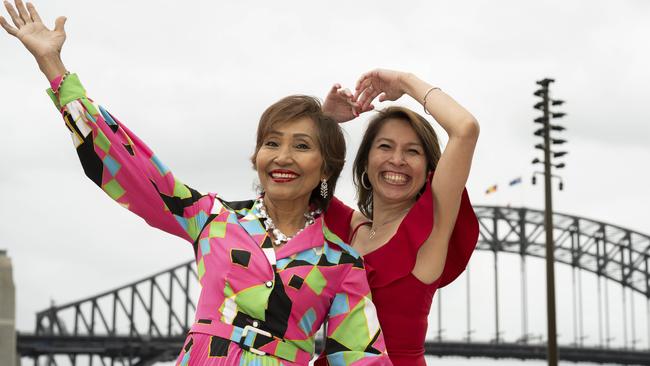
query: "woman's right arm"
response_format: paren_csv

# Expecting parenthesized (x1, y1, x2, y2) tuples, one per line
(355, 69, 479, 284)
(1, 1, 215, 243)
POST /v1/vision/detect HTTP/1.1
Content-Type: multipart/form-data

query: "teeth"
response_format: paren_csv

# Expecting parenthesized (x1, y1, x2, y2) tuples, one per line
(271, 172, 298, 179)
(382, 172, 408, 184)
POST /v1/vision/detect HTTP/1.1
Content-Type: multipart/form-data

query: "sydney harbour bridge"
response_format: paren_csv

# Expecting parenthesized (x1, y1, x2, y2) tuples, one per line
(12, 205, 650, 365)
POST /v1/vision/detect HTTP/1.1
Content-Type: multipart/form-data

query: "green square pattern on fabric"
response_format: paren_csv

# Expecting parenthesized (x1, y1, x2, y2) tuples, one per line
(304, 267, 327, 295)
(80, 98, 99, 117)
(330, 297, 371, 349)
(94, 131, 111, 154)
(102, 179, 125, 200)
(274, 341, 298, 362)
(186, 215, 200, 241)
(209, 222, 227, 238)
(173, 179, 192, 199)
(290, 337, 315, 353)
(46, 88, 61, 110)
(233, 284, 270, 321)
(58, 74, 87, 106)
(197, 258, 205, 280)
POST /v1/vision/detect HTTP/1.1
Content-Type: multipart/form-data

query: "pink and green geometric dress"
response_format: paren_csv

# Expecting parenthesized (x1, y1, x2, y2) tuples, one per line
(46, 74, 392, 366)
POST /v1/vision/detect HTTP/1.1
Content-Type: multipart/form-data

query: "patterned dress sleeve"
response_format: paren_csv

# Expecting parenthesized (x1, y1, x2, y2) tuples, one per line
(316, 256, 392, 366)
(46, 74, 214, 243)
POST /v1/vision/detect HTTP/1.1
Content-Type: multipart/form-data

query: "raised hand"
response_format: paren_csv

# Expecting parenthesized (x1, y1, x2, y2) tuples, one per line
(355, 69, 408, 111)
(1, 0, 66, 57)
(322, 83, 374, 124)
(1, 0, 67, 80)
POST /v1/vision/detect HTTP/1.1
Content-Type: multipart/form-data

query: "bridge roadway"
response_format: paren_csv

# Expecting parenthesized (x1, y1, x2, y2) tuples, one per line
(16, 334, 650, 365)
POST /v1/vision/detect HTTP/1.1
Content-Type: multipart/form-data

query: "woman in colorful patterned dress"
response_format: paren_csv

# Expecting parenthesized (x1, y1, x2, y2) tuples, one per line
(0, 2, 392, 365)
(320, 69, 480, 365)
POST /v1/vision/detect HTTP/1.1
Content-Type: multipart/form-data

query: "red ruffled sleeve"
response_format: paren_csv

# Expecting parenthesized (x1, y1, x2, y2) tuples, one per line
(438, 187, 479, 287)
(324, 196, 355, 242)
(364, 175, 479, 289)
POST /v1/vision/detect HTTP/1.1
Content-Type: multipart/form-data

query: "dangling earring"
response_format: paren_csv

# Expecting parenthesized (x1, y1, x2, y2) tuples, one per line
(320, 179, 328, 198)
(361, 170, 372, 190)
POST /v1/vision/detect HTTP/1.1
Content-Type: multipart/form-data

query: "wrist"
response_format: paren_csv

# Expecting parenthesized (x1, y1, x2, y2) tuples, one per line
(36, 54, 67, 82)
(399, 72, 418, 95)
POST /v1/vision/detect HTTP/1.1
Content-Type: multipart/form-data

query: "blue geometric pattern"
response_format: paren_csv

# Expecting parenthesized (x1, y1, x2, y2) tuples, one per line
(103, 155, 121, 176)
(329, 293, 349, 317)
(299, 308, 317, 335)
(151, 154, 170, 175)
(240, 220, 266, 235)
(294, 249, 320, 265)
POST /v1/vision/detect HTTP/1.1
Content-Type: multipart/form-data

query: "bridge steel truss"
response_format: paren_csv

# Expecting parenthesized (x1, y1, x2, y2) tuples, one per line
(20, 261, 199, 365)
(17, 205, 650, 365)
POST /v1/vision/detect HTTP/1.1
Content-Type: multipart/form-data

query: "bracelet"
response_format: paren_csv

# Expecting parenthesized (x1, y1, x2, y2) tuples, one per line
(422, 86, 441, 116)
(53, 71, 71, 94)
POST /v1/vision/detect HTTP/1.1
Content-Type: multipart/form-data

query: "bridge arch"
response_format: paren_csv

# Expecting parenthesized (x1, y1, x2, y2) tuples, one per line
(19, 205, 650, 365)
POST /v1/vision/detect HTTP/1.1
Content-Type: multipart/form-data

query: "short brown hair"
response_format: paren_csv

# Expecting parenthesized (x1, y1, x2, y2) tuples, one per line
(353, 106, 441, 218)
(251, 95, 346, 211)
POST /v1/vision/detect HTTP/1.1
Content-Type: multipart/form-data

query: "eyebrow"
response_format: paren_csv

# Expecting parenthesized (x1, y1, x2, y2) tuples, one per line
(376, 137, 422, 147)
(268, 130, 316, 142)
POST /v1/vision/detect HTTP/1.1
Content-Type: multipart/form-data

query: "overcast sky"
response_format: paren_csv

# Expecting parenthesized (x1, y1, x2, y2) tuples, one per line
(1, 0, 649, 364)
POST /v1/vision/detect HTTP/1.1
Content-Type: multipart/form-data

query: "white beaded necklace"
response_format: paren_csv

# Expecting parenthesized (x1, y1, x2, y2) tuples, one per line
(255, 197, 321, 246)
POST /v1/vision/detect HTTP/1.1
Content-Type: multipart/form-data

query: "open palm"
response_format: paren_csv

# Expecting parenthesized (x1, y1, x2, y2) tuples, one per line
(1, 0, 66, 58)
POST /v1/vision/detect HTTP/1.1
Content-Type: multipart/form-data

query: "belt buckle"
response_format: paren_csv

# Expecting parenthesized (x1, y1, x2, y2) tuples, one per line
(241, 325, 272, 356)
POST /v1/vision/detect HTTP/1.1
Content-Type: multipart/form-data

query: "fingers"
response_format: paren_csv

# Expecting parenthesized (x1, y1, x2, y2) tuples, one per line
(54, 16, 66, 33)
(356, 84, 377, 109)
(355, 70, 375, 91)
(330, 84, 354, 100)
(26, 2, 41, 23)
(355, 103, 373, 115)
(14, 0, 30, 24)
(352, 99, 374, 117)
(361, 89, 381, 111)
(361, 103, 375, 113)
(4, 1, 24, 28)
(337, 87, 355, 102)
(336, 86, 361, 117)
(354, 78, 377, 104)
(355, 75, 369, 92)
(0, 15, 18, 35)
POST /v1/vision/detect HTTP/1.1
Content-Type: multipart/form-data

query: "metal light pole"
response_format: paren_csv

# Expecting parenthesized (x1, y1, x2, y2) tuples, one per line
(532, 78, 567, 366)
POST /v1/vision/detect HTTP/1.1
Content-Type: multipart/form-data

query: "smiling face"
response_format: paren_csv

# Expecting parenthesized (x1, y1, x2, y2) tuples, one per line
(366, 118, 428, 205)
(255, 117, 325, 206)
(353, 106, 440, 218)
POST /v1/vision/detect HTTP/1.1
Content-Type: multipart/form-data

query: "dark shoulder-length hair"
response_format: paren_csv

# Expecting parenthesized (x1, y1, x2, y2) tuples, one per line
(250, 95, 346, 211)
(352, 106, 441, 218)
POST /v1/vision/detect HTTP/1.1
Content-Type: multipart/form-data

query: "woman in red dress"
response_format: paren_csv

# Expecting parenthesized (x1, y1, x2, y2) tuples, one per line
(321, 69, 480, 366)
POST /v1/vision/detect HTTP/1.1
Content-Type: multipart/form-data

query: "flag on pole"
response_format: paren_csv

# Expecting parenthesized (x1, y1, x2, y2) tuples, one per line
(509, 177, 523, 186)
(485, 184, 498, 195)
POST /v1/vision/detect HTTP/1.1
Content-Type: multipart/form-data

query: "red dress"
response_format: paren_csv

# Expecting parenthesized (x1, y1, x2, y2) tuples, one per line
(324, 178, 479, 366)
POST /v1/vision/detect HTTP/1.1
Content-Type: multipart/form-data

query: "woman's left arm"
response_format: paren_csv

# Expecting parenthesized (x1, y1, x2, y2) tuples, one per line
(357, 70, 480, 284)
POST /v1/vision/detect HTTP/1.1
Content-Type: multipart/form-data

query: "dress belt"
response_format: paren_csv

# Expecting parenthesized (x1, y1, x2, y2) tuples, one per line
(190, 319, 312, 364)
